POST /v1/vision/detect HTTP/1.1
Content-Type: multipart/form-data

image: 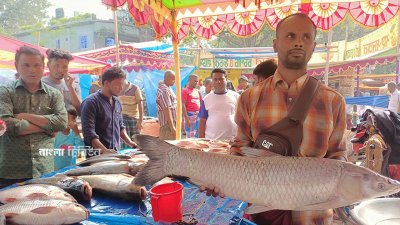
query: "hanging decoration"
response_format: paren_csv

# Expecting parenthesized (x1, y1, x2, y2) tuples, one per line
(308, 3, 350, 30)
(191, 15, 227, 39)
(349, 0, 399, 27)
(226, 10, 267, 37)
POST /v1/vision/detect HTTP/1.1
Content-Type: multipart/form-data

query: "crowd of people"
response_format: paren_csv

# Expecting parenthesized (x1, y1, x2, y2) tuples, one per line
(0, 12, 399, 225)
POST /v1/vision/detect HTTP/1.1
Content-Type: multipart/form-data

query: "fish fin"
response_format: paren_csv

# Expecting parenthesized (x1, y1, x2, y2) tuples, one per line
(133, 135, 175, 186)
(30, 206, 57, 214)
(245, 205, 275, 214)
(295, 201, 339, 211)
(240, 147, 281, 158)
(3, 197, 16, 203)
(26, 192, 48, 199)
(4, 213, 18, 219)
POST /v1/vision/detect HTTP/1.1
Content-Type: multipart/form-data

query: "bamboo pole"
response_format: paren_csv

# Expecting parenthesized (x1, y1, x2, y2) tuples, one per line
(324, 30, 333, 85)
(171, 10, 182, 140)
(113, 8, 120, 66)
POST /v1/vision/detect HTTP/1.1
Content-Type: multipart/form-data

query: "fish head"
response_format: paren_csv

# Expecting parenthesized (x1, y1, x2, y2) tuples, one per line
(338, 163, 400, 204)
(61, 202, 90, 223)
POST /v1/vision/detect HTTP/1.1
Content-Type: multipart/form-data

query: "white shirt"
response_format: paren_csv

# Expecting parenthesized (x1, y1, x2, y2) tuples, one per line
(202, 90, 240, 140)
(388, 90, 400, 113)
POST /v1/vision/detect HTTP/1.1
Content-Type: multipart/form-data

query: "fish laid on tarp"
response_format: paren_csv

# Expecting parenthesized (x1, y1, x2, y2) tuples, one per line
(78, 174, 147, 201)
(20, 174, 92, 203)
(0, 199, 89, 225)
(76, 157, 125, 167)
(65, 161, 144, 176)
(88, 153, 132, 160)
(133, 135, 400, 214)
(0, 184, 76, 204)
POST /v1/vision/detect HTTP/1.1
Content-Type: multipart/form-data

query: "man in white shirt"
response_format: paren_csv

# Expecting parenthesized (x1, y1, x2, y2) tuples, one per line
(388, 82, 400, 113)
(198, 68, 240, 140)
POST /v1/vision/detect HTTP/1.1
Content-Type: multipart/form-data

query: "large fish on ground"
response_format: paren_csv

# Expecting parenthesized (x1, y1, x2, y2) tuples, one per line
(0, 199, 89, 225)
(19, 174, 92, 203)
(0, 184, 76, 204)
(76, 157, 126, 167)
(65, 161, 144, 176)
(133, 135, 400, 214)
(78, 174, 147, 201)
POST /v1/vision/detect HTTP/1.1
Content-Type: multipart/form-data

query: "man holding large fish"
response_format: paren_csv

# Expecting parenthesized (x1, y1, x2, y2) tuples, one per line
(131, 13, 400, 225)
(229, 13, 347, 224)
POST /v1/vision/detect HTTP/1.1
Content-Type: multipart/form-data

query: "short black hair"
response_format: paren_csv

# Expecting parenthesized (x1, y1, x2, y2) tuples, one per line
(204, 78, 212, 85)
(15, 46, 44, 66)
(276, 13, 317, 38)
(101, 66, 126, 84)
(46, 49, 73, 61)
(67, 108, 78, 117)
(211, 68, 227, 78)
(253, 59, 277, 80)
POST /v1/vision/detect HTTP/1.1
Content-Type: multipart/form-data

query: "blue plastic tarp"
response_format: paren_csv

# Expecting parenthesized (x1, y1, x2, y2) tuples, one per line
(1, 157, 255, 225)
(345, 95, 389, 108)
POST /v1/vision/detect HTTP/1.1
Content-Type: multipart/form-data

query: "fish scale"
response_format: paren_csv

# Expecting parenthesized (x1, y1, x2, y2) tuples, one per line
(134, 135, 400, 212)
(167, 149, 341, 210)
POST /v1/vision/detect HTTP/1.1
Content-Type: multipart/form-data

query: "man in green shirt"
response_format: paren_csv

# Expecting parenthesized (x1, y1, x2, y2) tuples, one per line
(0, 46, 68, 188)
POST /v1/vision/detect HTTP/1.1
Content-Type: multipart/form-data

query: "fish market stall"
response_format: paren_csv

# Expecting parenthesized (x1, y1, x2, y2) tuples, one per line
(0, 146, 255, 225)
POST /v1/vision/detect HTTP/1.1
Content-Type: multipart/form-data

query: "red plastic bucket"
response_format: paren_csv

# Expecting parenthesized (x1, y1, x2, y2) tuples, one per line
(149, 182, 183, 222)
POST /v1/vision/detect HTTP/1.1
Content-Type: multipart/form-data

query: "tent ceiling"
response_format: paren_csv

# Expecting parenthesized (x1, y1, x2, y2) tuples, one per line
(102, 0, 399, 42)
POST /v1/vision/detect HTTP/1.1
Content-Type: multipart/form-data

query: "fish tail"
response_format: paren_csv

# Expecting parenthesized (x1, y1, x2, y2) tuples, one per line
(133, 135, 174, 186)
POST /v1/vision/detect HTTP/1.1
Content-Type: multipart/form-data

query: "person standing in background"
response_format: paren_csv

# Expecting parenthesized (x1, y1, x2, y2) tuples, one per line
(182, 74, 202, 138)
(387, 82, 400, 113)
(0, 46, 67, 187)
(81, 67, 137, 156)
(253, 59, 277, 85)
(119, 79, 144, 149)
(200, 78, 213, 98)
(42, 49, 82, 114)
(198, 68, 240, 140)
(156, 70, 177, 140)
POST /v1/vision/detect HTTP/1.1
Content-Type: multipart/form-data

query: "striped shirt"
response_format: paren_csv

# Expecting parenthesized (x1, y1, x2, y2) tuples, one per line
(156, 82, 176, 127)
(231, 71, 347, 224)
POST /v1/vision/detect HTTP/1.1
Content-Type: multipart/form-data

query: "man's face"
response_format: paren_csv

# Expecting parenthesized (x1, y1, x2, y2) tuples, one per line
(165, 74, 176, 87)
(388, 85, 396, 93)
(273, 16, 316, 70)
(16, 53, 44, 85)
(48, 58, 70, 80)
(205, 82, 212, 93)
(212, 72, 227, 93)
(104, 78, 124, 96)
(239, 79, 248, 88)
(188, 76, 199, 89)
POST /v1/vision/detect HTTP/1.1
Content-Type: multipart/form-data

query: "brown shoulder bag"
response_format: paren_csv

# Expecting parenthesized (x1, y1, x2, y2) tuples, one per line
(253, 76, 321, 156)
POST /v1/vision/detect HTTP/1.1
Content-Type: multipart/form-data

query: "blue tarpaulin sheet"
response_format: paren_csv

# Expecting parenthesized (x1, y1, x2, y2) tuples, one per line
(1, 150, 255, 225)
(345, 95, 389, 108)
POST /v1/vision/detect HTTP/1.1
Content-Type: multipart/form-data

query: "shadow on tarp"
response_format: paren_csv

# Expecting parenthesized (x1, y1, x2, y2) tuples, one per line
(1, 164, 255, 225)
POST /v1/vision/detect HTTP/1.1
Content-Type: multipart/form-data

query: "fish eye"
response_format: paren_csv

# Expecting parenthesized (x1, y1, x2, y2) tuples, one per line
(377, 183, 385, 190)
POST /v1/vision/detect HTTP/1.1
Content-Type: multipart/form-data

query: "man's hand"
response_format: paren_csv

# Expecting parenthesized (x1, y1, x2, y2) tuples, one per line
(64, 74, 75, 89)
(199, 185, 225, 198)
(128, 140, 138, 148)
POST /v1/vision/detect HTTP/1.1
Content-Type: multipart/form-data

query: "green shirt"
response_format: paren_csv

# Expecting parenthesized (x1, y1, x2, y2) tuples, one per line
(0, 79, 68, 179)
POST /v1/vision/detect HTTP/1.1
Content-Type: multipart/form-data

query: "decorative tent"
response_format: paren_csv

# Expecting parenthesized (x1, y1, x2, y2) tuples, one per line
(101, 0, 400, 139)
(77, 43, 175, 71)
(0, 35, 110, 75)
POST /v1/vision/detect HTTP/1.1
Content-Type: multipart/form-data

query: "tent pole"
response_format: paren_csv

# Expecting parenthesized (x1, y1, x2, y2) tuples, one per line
(397, 15, 400, 84)
(324, 30, 333, 85)
(113, 8, 120, 66)
(171, 10, 182, 140)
